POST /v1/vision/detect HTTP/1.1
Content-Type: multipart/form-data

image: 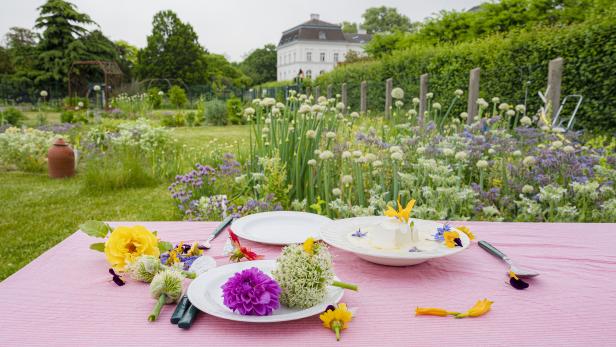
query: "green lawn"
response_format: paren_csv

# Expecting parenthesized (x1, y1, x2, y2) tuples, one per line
(0, 124, 249, 281)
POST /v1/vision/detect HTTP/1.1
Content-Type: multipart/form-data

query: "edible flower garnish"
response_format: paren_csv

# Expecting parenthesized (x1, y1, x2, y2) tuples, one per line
(108, 268, 125, 286)
(384, 197, 416, 223)
(415, 299, 493, 319)
(160, 241, 204, 270)
(455, 298, 493, 318)
(509, 271, 530, 290)
(433, 223, 452, 241)
(444, 231, 463, 248)
(408, 246, 422, 252)
(104, 225, 161, 271)
(319, 303, 353, 341)
(351, 229, 367, 238)
(415, 307, 459, 317)
(229, 230, 264, 262)
(457, 225, 475, 240)
(303, 237, 315, 255)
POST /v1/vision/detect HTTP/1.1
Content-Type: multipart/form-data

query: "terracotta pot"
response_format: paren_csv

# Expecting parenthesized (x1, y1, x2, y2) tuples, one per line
(48, 138, 75, 178)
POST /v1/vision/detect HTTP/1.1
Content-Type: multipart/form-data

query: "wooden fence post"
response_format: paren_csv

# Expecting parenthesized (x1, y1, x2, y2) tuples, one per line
(327, 84, 333, 99)
(314, 86, 320, 99)
(360, 81, 367, 115)
(547, 57, 564, 118)
(385, 78, 393, 118)
(467, 68, 480, 125)
(341, 83, 348, 114)
(419, 74, 428, 128)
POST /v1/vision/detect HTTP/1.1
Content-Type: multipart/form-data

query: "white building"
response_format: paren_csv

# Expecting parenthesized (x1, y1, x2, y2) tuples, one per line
(277, 14, 371, 81)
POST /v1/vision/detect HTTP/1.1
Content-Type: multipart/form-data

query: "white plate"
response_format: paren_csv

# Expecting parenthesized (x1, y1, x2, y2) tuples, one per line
(187, 260, 343, 323)
(230, 211, 332, 245)
(320, 216, 470, 266)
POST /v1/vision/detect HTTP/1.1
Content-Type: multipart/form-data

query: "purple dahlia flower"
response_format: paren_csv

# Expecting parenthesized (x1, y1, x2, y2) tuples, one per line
(221, 267, 281, 316)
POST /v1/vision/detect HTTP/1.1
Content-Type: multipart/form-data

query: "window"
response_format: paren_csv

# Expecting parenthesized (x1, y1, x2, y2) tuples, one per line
(306, 70, 312, 79)
(318, 31, 326, 40)
(320, 52, 325, 62)
(333, 53, 339, 63)
(307, 52, 312, 61)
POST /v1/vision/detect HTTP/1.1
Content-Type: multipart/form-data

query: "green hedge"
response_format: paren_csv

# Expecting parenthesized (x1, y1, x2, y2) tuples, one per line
(316, 16, 616, 131)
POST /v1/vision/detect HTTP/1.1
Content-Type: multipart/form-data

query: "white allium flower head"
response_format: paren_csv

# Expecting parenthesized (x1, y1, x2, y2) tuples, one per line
(319, 150, 334, 160)
(78, 101, 84, 108)
(264, 118, 272, 124)
(325, 131, 336, 139)
(40, 90, 48, 97)
(455, 151, 468, 161)
(244, 107, 255, 116)
(488, 148, 496, 155)
(391, 87, 404, 100)
(389, 146, 402, 153)
(412, 97, 420, 105)
(350, 111, 359, 118)
(372, 160, 383, 167)
(460, 112, 469, 119)
(336, 102, 345, 110)
(426, 92, 434, 99)
(491, 97, 500, 104)
(477, 98, 489, 108)
(513, 150, 522, 157)
(520, 116, 532, 126)
(395, 100, 404, 108)
(563, 145, 575, 153)
(522, 185, 534, 194)
(252, 98, 261, 105)
(262, 127, 270, 134)
(317, 96, 327, 104)
(506, 109, 516, 117)
(432, 102, 442, 110)
(298, 104, 311, 114)
(93, 85, 101, 91)
(307, 159, 317, 166)
(341, 151, 352, 159)
(498, 103, 510, 111)
(454, 89, 464, 97)
(352, 150, 362, 157)
(158, 91, 164, 96)
(341, 175, 353, 185)
(476, 160, 489, 169)
(482, 206, 500, 216)
(552, 140, 563, 149)
(515, 104, 526, 112)
(417, 147, 425, 154)
(306, 130, 317, 139)
(332, 188, 342, 196)
(391, 152, 404, 161)
(442, 148, 454, 156)
(523, 156, 536, 166)
(407, 109, 418, 117)
(276, 102, 285, 109)
(365, 153, 377, 162)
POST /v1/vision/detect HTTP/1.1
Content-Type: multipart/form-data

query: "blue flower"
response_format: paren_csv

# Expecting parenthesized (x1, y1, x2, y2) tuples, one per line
(351, 229, 367, 238)
(408, 247, 422, 253)
(433, 223, 452, 241)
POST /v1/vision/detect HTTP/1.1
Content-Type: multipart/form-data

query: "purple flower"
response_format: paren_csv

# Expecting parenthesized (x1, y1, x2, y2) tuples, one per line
(352, 229, 367, 237)
(434, 224, 452, 241)
(221, 267, 281, 316)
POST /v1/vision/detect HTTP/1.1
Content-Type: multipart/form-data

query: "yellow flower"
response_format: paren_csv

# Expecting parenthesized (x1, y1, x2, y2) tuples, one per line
(319, 303, 353, 341)
(188, 242, 203, 256)
(457, 225, 475, 240)
(384, 197, 416, 223)
(443, 231, 462, 248)
(455, 298, 493, 318)
(415, 307, 459, 317)
(104, 225, 160, 271)
(303, 237, 315, 255)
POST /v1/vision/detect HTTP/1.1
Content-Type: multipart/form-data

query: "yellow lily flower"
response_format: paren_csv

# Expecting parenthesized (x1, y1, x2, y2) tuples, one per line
(415, 307, 459, 317)
(319, 303, 353, 341)
(303, 237, 315, 255)
(455, 298, 493, 318)
(443, 231, 462, 248)
(384, 197, 416, 223)
(456, 225, 475, 240)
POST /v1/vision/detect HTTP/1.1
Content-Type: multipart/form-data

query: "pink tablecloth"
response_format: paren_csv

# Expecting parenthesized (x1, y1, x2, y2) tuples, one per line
(1, 221, 616, 347)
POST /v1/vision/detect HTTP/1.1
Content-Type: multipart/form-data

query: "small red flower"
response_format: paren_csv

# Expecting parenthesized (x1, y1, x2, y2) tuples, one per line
(229, 230, 264, 262)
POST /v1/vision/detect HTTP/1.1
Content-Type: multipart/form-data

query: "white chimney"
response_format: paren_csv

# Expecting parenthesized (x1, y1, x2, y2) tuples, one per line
(310, 13, 320, 20)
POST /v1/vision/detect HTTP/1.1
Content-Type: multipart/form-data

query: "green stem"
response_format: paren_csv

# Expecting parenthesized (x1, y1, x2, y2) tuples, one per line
(332, 280, 358, 291)
(182, 271, 196, 279)
(148, 293, 167, 322)
(333, 322, 342, 341)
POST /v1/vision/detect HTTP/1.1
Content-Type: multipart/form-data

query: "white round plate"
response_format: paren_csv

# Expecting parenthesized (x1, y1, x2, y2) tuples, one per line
(230, 211, 332, 245)
(320, 216, 470, 266)
(187, 260, 344, 323)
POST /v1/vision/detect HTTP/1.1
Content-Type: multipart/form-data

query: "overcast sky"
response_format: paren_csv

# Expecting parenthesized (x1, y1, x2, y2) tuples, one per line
(0, 0, 482, 62)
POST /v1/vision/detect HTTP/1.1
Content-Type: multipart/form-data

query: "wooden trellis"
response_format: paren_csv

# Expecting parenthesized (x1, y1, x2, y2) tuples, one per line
(68, 60, 123, 108)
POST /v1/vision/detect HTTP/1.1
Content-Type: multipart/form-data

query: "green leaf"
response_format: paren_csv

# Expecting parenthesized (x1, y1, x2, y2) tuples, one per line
(80, 220, 112, 238)
(89, 242, 105, 252)
(158, 241, 173, 253)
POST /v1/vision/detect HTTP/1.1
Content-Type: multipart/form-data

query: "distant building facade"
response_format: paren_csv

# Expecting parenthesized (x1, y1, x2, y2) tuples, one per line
(277, 14, 371, 81)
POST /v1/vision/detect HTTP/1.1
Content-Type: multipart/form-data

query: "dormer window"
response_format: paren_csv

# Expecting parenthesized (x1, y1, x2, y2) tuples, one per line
(319, 31, 326, 40)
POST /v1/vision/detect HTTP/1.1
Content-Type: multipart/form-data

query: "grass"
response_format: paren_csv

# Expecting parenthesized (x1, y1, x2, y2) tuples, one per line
(0, 124, 249, 281)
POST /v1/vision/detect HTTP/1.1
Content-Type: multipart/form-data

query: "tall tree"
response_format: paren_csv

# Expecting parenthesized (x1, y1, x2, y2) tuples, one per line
(340, 21, 358, 33)
(0, 46, 13, 74)
(239, 44, 277, 85)
(34, 0, 95, 84)
(362, 6, 414, 34)
(4, 27, 38, 77)
(135, 10, 208, 85)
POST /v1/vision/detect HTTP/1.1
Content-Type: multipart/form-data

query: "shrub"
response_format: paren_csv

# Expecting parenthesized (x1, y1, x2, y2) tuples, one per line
(0, 127, 57, 172)
(160, 112, 186, 127)
(60, 111, 74, 123)
(205, 99, 227, 125)
(226, 97, 244, 124)
(147, 87, 163, 109)
(0, 107, 24, 126)
(168, 86, 188, 109)
(316, 15, 616, 131)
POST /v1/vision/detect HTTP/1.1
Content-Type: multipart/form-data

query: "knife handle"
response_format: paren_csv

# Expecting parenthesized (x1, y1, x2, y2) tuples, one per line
(478, 240, 507, 260)
(178, 304, 199, 329)
(170, 295, 189, 324)
(211, 216, 234, 239)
